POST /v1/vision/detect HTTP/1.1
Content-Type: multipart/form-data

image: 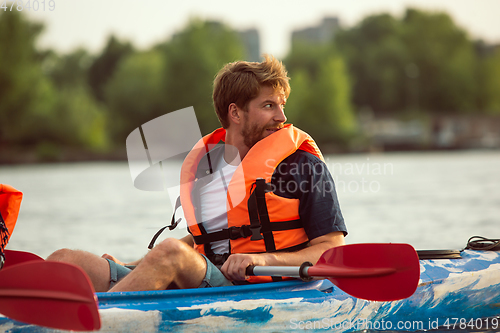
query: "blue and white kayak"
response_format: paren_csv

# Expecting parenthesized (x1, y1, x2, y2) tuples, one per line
(1, 248, 499, 332)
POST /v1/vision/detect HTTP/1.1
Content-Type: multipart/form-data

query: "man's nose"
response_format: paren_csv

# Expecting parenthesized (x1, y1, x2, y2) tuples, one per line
(274, 106, 287, 123)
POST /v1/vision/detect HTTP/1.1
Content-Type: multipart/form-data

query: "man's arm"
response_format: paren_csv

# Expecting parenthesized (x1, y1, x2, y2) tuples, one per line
(221, 231, 345, 281)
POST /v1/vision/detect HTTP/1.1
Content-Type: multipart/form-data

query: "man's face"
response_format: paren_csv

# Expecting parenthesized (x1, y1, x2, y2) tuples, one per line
(240, 85, 287, 149)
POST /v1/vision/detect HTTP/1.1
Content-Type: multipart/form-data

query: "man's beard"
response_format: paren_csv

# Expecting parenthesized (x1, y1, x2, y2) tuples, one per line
(242, 122, 266, 149)
(241, 117, 283, 149)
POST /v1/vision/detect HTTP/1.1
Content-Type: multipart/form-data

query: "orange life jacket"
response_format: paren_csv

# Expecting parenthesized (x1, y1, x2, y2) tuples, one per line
(0, 184, 23, 267)
(180, 124, 324, 282)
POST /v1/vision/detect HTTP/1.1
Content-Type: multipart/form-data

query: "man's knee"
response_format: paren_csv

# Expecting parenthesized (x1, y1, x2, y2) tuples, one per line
(46, 248, 97, 268)
(47, 249, 111, 292)
(145, 238, 196, 269)
(46, 248, 75, 262)
(144, 238, 207, 288)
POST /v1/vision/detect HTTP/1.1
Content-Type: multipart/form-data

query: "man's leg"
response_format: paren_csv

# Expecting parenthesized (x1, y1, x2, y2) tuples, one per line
(46, 249, 112, 292)
(109, 238, 207, 292)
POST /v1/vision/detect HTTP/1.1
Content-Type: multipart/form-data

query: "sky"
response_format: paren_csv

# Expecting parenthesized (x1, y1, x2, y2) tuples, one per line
(23, 0, 500, 58)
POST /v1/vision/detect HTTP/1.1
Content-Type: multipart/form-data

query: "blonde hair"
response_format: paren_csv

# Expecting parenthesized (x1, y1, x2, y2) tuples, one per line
(213, 55, 290, 128)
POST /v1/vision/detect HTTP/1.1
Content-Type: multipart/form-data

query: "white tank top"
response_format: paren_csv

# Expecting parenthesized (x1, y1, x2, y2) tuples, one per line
(199, 151, 239, 254)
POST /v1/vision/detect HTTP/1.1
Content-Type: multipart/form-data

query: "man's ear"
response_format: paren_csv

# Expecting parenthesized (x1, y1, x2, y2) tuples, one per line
(228, 103, 241, 125)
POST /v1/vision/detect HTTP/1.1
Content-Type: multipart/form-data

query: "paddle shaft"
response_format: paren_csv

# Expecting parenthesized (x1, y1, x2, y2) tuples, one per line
(246, 263, 398, 280)
(247, 266, 301, 278)
(246, 262, 312, 280)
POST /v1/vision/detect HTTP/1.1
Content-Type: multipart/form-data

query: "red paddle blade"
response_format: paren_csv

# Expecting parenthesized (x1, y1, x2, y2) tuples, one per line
(0, 261, 101, 331)
(310, 243, 420, 301)
(3, 249, 44, 269)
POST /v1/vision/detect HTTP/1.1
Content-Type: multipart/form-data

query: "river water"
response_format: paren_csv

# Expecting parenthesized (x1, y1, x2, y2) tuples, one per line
(1, 150, 500, 332)
(2, 150, 499, 262)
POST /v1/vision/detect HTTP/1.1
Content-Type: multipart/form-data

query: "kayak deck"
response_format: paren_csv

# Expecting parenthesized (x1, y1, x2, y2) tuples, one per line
(1, 249, 499, 332)
(96, 249, 500, 332)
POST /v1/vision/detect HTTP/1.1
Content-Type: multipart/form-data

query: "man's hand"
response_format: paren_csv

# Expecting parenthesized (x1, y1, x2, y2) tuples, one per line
(220, 231, 345, 281)
(220, 253, 271, 281)
(101, 254, 143, 267)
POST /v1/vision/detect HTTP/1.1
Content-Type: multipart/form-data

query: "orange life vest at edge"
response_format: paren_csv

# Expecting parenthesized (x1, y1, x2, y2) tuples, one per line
(0, 184, 23, 266)
(180, 124, 324, 282)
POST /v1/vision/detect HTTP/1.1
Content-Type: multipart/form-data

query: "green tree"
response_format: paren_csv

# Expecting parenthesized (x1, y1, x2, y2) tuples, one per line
(104, 50, 165, 143)
(88, 35, 133, 102)
(336, 8, 479, 115)
(481, 49, 500, 113)
(42, 48, 110, 151)
(161, 19, 245, 134)
(47, 48, 92, 89)
(0, 12, 109, 154)
(0, 11, 57, 145)
(335, 13, 408, 114)
(50, 86, 109, 150)
(401, 8, 477, 113)
(285, 44, 357, 146)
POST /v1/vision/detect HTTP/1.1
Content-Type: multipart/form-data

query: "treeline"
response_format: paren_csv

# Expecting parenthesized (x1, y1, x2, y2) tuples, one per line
(1, 9, 499, 161)
(284, 9, 500, 147)
(334, 9, 500, 116)
(0, 13, 244, 160)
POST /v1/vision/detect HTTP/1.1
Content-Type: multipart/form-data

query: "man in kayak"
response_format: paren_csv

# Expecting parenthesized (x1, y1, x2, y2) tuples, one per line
(48, 55, 347, 291)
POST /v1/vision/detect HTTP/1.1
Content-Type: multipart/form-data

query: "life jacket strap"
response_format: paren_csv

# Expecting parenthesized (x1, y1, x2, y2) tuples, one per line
(0, 212, 9, 270)
(148, 196, 183, 249)
(249, 178, 279, 281)
(249, 178, 276, 251)
(192, 219, 303, 245)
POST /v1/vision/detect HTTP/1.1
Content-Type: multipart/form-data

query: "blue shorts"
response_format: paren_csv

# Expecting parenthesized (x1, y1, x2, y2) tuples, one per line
(106, 254, 233, 289)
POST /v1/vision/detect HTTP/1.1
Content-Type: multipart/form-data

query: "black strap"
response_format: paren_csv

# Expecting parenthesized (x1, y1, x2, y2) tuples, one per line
(192, 219, 303, 245)
(417, 250, 462, 260)
(148, 196, 182, 249)
(247, 182, 264, 241)
(253, 178, 276, 252)
(194, 225, 252, 244)
(466, 236, 500, 251)
(0, 211, 9, 270)
(205, 252, 231, 268)
(250, 178, 279, 281)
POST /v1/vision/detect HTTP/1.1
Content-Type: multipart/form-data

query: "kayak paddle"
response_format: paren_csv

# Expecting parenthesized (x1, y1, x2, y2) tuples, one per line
(1, 186, 101, 331)
(246, 243, 420, 301)
(0, 259, 101, 331)
(3, 249, 44, 269)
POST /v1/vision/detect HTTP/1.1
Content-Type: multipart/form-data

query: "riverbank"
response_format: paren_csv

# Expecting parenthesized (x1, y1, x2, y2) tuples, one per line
(2, 143, 499, 165)
(0, 145, 127, 165)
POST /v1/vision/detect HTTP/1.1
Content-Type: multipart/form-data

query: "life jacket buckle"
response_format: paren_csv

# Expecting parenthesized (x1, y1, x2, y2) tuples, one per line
(229, 226, 246, 240)
(249, 225, 264, 241)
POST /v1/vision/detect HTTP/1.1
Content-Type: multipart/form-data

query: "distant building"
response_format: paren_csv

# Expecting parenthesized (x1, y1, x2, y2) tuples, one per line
(238, 28, 260, 62)
(291, 17, 340, 46)
(172, 21, 260, 62)
(474, 40, 500, 58)
(204, 21, 261, 62)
